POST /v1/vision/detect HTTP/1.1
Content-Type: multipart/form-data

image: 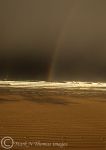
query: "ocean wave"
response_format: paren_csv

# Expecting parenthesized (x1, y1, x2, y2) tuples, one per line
(0, 81, 106, 91)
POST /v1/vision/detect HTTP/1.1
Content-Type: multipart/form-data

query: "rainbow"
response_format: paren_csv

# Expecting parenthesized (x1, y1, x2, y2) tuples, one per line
(48, 1, 77, 81)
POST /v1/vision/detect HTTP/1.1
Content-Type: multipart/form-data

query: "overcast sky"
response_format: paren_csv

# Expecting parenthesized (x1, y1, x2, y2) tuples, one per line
(0, 0, 106, 81)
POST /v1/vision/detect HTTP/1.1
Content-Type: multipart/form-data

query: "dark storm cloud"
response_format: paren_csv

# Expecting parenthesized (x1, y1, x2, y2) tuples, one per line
(0, 0, 106, 81)
(0, 0, 72, 50)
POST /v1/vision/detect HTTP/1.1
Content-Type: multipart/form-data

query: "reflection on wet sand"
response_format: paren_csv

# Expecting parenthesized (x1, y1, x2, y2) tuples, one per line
(0, 83, 106, 149)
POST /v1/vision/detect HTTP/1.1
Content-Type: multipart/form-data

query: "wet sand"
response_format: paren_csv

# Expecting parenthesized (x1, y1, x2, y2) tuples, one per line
(0, 87, 106, 150)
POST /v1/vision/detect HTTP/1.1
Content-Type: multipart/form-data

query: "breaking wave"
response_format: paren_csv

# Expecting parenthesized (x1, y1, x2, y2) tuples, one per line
(0, 81, 106, 91)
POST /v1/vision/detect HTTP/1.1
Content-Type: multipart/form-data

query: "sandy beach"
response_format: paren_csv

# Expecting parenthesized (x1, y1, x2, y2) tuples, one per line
(0, 86, 106, 150)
